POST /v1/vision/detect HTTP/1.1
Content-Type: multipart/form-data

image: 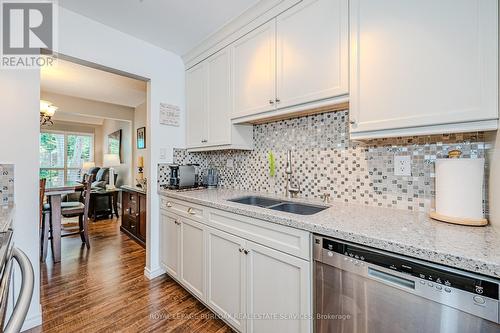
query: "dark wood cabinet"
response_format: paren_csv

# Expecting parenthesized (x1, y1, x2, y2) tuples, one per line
(120, 187, 146, 247)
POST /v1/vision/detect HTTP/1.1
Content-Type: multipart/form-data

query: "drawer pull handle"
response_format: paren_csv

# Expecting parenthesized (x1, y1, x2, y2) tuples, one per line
(238, 248, 243, 253)
(166, 202, 172, 207)
(243, 249, 249, 255)
(187, 208, 195, 215)
(174, 221, 181, 226)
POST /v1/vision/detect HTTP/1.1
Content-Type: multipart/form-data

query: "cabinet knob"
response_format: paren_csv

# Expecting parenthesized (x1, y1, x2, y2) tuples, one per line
(174, 220, 180, 225)
(238, 248, 243, 253)
(349, 119, 356, 125)
(187, 207, 195, 215)
(275, 98, 280, 103)
(201, 139, 208, 143)
(243, 249, 249, 255)
(269, 99, 274, 105)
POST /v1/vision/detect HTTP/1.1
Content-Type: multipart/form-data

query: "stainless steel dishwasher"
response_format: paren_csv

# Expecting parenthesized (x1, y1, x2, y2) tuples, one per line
(313, 235, 500, 333)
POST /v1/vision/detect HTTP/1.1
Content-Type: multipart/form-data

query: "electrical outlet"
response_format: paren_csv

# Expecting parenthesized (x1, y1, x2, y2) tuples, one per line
(226, 159, 234, 168)
(394, 155, 411, 176)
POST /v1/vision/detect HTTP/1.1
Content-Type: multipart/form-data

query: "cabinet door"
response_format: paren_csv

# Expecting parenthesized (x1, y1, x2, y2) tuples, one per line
(186, 62, 209, 147)
(121, 191, 130, 226)
(246, 241, 311, 333)
(206, 227, 246, 332)
(180, 217, 206, 300)
(276, 0, 348, 109)
(207, 47, 232, 146)
(160, 213, 180, 279)
(232, 20, 276, 118)
(137, 194, 146, 242)
(350, 0, 498, 137)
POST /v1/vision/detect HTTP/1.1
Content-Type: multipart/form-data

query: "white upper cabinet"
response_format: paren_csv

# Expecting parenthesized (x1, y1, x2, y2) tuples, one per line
(230, 0, 349, 121)
(186, 47, 253, 151)
(186, 63, 208, 147)
(232, 20, 277, 118)
(276, 0, 349, 109)
(350, 0, 499, 139)
(207, 48, 232, 146)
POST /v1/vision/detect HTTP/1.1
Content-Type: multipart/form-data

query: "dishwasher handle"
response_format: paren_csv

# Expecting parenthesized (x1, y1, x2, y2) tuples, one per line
(4, 247, 34, 333)
(368, 267, 415, 290)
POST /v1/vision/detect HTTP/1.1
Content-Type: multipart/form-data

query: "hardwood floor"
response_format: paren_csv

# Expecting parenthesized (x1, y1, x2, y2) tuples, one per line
(27, 218, 233, 333)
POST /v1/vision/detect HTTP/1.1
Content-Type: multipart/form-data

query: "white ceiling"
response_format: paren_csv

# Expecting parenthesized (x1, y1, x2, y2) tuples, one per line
(41, 58, 147, 107)
(58, 0, 260, 55)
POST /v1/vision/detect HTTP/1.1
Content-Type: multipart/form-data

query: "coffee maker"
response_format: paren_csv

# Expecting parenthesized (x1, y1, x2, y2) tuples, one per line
(168, 164, 197, 189)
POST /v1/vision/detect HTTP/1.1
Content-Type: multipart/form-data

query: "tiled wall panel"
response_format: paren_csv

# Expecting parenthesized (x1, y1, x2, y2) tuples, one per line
(159, 110, 490, 213)
(0, 164, 14, 206)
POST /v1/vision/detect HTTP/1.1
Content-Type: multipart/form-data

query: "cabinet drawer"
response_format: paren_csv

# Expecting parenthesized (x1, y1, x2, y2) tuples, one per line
(160, 197, 204, 222)
(127, 192, 138, 204)
(206, 208, 310, 260)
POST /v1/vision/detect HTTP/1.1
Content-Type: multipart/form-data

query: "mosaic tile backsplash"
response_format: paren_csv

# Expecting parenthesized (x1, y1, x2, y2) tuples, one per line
(158, 110, 491, 213)
(0, 164, 14, 206)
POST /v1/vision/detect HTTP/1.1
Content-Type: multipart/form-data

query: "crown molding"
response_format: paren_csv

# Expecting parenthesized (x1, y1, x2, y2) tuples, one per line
(182, 0, 301, 69)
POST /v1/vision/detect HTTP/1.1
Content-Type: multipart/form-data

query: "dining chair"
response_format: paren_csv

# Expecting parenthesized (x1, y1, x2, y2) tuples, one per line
(40, 175, 94, 262)
(59, 174, 94, 248)
(39, 178, 50, 262)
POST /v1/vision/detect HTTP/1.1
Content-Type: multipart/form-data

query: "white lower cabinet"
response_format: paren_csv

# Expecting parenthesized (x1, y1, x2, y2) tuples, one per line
(180, 217, 206, 300)
(246, 241, 310, 333)
(207, 227, 247, 332)
(206, 227, 311, 333)
(160, 212, 180, 279)
(161, 203, 311, 333)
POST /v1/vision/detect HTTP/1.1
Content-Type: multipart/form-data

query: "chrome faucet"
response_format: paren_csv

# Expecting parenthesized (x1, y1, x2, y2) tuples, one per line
(285, 150, 300, 198)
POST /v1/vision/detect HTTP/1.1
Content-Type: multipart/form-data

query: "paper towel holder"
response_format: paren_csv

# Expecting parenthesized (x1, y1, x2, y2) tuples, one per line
(429, 149, 488, 227)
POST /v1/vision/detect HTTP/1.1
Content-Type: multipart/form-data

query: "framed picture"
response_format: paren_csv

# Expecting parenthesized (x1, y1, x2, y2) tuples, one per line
(137, 127, 146, 149)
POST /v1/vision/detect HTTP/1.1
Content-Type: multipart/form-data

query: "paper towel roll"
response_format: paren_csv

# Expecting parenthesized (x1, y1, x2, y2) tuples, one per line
(435, 158, 485, 220)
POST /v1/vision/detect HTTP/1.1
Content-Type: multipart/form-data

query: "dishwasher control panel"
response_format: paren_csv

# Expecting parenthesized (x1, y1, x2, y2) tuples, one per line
(317, 236, 499, 300)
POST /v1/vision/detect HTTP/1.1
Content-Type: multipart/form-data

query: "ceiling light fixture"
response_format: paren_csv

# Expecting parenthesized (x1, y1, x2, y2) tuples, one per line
(40, 100, 58, 126)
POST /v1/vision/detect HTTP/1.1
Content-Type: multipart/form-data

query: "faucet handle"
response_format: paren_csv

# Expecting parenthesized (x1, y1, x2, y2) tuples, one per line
(321, 193, 331, 203)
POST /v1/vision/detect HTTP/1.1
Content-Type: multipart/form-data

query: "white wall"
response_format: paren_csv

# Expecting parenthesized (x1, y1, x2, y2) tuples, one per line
(57, 7, 185, 286)
(59, 0, 185, 296)
(41, 91, 134, 121)
(1, 6, 185, 331)
(101, 118, 133, 187)
(133, 102, 148, 182)
(0, 70, 42, 329)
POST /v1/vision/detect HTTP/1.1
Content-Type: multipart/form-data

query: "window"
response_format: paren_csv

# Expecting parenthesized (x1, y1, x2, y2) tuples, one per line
(40, 131, 94, 184)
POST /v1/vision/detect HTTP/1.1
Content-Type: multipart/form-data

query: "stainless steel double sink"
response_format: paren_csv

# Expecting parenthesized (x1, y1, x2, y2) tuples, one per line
(228, 196, 328, 215)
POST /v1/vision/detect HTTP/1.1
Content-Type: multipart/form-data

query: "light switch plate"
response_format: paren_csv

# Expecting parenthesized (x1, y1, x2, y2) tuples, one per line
(394, 155, 411, 176)
(159, 148, 167, 160)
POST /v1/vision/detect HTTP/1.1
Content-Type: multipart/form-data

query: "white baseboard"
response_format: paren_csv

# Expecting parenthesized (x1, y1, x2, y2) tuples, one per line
(143, 266, 165, 280)
(21, 303, 42, 332)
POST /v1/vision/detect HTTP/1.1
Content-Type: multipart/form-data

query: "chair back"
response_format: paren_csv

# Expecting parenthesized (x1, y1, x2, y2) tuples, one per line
(82, 175, 95, 221)
(39, 178, 47, 226)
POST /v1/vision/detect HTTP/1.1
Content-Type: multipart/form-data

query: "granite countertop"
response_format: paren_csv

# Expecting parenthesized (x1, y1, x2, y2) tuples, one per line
(158, 188, 500, 279)
(0, 205, 14, 233)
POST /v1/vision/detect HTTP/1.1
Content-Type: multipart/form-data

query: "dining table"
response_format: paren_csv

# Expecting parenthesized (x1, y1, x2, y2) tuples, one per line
(44, 180, 84, 263)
